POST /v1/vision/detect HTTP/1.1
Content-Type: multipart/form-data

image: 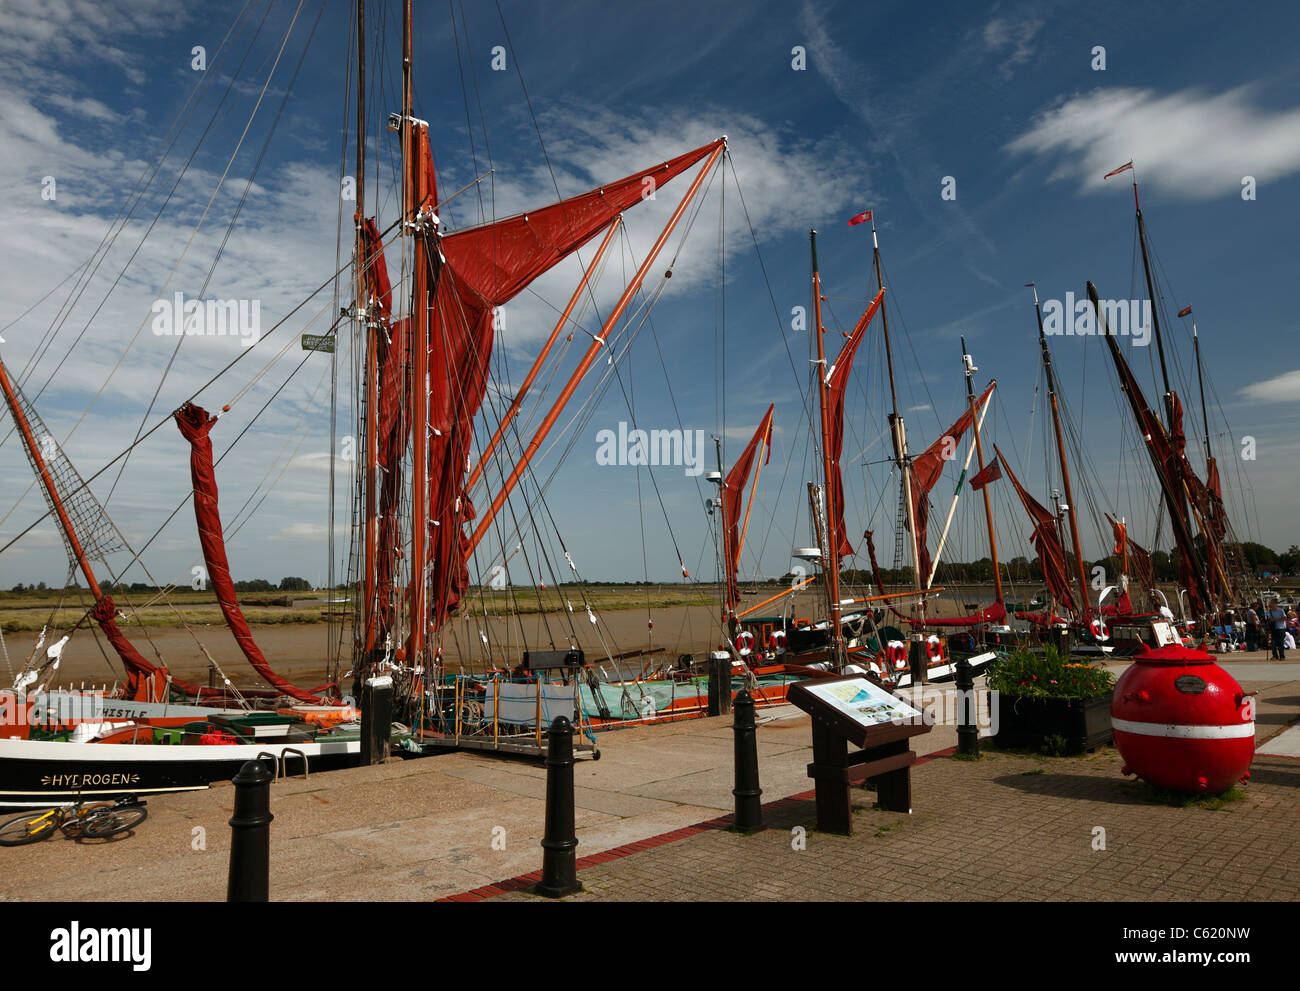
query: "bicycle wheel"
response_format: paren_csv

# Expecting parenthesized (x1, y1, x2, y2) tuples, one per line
(81, 805, 147, 838)
(0, 811, 59, 846)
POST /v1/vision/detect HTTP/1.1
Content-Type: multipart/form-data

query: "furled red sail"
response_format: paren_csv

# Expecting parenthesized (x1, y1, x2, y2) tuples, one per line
(908, 383, 994, 583)
(423, 136, 726, 628)
(994, 444, 1077, 614)
(1094, 284, 1211, 614)
(174, 403, 334, 704)
(721, 405, 774, 610)
(824, 289, 884, 561)
(360, 217, 408, 636)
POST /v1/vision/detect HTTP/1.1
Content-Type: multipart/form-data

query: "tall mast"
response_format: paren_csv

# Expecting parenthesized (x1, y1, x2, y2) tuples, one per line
(1029, 284, 1091, 616)
(1190, 316, 1213, 473)
(870, 216, 923, 610)
(357, 0, 381, 661)
(403, 0, 431, 667)
(1133, 181, 1173, 412)
(810, 230, 842, 668)
(960, 337, 1001, 605)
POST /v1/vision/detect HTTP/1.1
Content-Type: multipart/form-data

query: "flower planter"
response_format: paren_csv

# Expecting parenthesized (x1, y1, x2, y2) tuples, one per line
(989, 690, 1113, 755)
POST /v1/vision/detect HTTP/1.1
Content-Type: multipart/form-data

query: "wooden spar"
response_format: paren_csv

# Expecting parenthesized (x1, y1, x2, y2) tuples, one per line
(738, 575, 815, 617)
(403, 0, 429, 667)
(466, 215, 622, 490)
(737, 581, 935, 620)
(1030, 286, 1091, 616)
(357, 0, 379, 655)
(925, 396, 990, 588)
(0, 358, 102, 599)
(961, 337, 1001, 604)
(840, 587, 944, 607)
(869, 215, 923, 614)
(809, 230, 842, 669)
(466, 140, 725, 553)
(736, 412, 769, 575)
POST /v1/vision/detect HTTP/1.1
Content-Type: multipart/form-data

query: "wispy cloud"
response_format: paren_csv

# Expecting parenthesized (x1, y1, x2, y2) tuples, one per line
(1241, 368, 1300, 403)
(1006, 85, 1300, 198)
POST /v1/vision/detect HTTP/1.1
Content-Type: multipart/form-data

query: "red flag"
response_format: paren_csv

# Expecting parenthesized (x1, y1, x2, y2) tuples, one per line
(848, 210, 872, 226)
(969, 457, 1002, 491)
(1177, 305, 1192, 318)
(1103, 161, 1134, 179)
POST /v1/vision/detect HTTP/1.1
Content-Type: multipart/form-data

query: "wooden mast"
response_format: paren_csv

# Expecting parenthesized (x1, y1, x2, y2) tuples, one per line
(1131, 179, 1221, 612)
(403, 0, 431, 668)
(869, 216, 923, 617)
(960, 337, 1001, 605)
(357, 0, 381, 660)
(1190, 317, 1220, 599)
(810, 230, 842, 669)
(466, 141, 725, 554)
(1029, 284, 1091, 617)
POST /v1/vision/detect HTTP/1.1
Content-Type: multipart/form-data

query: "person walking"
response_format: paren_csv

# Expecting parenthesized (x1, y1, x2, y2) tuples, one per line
(1268, 600, 1287, 660)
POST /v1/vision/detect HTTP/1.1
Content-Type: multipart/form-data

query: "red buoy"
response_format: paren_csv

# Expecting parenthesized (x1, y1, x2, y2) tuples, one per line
(1111, 642, 1254, 793)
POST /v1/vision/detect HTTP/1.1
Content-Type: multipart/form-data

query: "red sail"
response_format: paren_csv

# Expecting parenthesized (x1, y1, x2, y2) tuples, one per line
(1205, 457, 1225, 540)
(908, 383, 994, 583)
(994, 444, 1077, 613)
(923, 600, 1007, 628)
(175, 403, 334, 703)
(425, 137, 726, 627)
(1098, 300, 1210, 614)
(722, 406, 774, 609)
(89, 596, 204, 697)
(363, 214, 408, 634)
(824, 289, 884, 562)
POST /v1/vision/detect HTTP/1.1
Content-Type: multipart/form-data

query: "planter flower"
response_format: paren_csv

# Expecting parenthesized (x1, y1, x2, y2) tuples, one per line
(985, 645, 1116, 755)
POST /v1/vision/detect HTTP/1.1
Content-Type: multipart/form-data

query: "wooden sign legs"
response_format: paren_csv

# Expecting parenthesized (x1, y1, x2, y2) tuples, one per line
(807, 719, 918, 834)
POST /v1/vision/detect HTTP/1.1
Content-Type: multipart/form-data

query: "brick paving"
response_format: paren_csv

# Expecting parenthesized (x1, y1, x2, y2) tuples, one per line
(484, 747, 1299, 902)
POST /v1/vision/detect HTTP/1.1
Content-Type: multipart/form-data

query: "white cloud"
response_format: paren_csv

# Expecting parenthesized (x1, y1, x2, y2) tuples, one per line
(982, 16, 1044, 77)
(1006, 86, 1300, 198)
(1240, 368, 1300, 403)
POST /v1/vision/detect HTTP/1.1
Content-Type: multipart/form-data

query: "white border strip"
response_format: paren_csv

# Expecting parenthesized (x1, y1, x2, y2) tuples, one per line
(1112, 717, 1254, 740)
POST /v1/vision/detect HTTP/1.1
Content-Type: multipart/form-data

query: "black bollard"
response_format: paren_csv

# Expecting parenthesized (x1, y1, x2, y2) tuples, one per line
(731, 690, 764, 831)
(227, 758, 275, 902)
(955, 656, 979, 757)
(360, 673, 393, 766)
(536, 715, 582, 898)
(707, 651, 732, 717)
(908, 637, 929, 686)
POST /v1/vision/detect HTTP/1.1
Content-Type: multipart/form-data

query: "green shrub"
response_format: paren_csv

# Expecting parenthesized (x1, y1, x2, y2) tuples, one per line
(985, 644, 1115, 699)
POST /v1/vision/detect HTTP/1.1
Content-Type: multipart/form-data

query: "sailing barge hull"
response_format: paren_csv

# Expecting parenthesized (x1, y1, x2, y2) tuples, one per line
(0, 737, 360, 809)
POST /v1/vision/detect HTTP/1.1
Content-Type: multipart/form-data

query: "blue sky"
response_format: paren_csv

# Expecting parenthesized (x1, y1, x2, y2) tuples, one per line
(1, 0, 1298, 593)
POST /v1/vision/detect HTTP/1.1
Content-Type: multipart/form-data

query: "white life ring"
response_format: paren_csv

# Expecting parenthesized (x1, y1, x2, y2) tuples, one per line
(736, 630, 755, 652)
(768, 629, 786, 650)
(1090, 617, 1110, 642)
(926, 635, 944, 661)
(887, 640, 908, 670)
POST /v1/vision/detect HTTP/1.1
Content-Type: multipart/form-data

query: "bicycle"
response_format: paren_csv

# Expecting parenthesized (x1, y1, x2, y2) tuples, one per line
(0, 795, 148, 845)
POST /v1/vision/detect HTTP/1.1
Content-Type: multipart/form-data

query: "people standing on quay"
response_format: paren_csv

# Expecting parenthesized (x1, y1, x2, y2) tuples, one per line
(1245, 603, 1261, 652)
(1267, 599, 1287, 660)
